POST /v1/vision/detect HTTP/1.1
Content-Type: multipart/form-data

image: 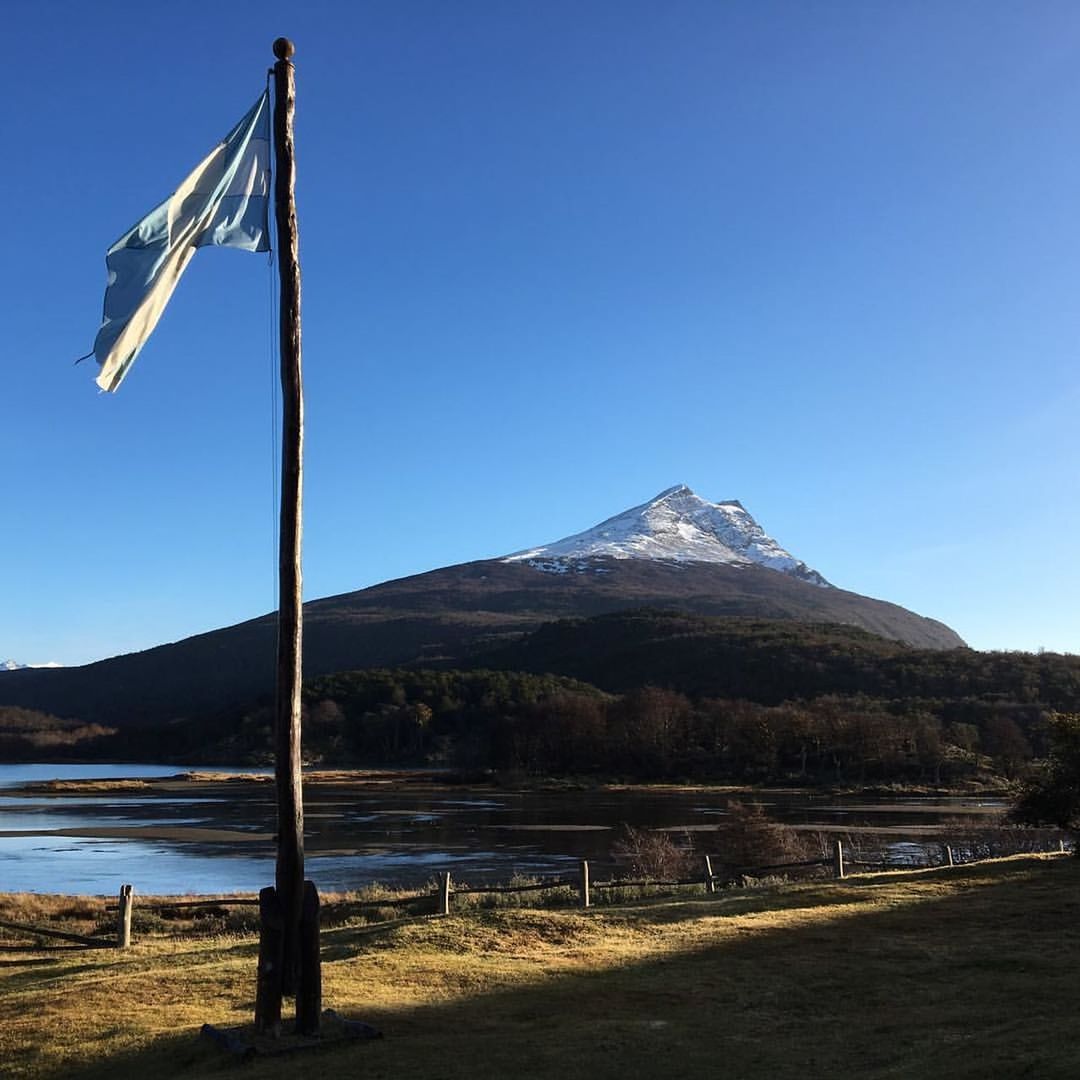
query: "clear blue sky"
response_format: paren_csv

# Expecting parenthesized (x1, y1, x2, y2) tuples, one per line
(5, 1, 1080, 667)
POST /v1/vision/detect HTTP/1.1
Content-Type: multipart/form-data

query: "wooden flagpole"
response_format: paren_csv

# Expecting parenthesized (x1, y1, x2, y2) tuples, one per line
(254, 35, 320, 1036)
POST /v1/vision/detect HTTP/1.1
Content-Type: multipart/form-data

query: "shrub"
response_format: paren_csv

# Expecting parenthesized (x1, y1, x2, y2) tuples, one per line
(709, 801, 811, 879)
(1015, 713, 1080, 841)
(611, 824, 696, 880)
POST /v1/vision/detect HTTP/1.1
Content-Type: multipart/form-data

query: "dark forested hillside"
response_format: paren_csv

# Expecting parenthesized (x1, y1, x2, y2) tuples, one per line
(475, 610, 1080, 708)
(43, 612, 1079, 787)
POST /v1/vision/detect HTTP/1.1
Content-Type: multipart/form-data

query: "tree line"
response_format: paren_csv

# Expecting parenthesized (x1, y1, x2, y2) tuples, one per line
(72, 663, 1041, 786)
(292, 679, 1039, 784)
(0, 706, 115, 758)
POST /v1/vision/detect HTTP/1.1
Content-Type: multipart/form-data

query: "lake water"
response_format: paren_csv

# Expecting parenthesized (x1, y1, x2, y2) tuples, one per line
(0, 763, 270, 787)
(0, 764, 1015, 896)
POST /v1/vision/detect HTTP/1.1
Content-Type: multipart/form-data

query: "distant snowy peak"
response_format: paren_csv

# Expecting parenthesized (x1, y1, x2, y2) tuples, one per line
(1, 659, 61, 672)
(503, 484, 831, 587)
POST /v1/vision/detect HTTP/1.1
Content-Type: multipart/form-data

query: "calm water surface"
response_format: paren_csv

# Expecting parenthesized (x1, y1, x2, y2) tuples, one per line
(0, 764, 1009, 895)
(0, 763, 270, 787)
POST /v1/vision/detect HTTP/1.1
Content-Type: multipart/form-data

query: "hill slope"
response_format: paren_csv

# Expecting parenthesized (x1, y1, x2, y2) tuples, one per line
(0, 557, 961, 726)
(0, 487, 963, 726)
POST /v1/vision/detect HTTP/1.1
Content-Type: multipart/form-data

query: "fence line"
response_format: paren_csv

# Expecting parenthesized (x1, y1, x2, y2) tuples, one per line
(139, 897, 260, 910)
(381, 833, 1069, 911)
(0, 917, 113, 949)
(3, 835, 1069, 952)
(0, 881, 136, 951)
(453, 879, 577, 896)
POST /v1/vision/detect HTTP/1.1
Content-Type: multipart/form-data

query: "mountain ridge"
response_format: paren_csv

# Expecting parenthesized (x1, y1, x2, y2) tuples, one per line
(0, 487, 965, 726)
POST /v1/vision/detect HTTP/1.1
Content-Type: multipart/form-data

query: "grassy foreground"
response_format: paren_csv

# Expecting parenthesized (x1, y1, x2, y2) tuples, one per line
(2, 856, 1080, 1079)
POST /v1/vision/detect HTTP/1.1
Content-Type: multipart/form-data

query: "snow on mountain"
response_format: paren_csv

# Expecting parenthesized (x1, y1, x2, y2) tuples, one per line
(1, 660, 62, 672)
(502, 485, 830, 587)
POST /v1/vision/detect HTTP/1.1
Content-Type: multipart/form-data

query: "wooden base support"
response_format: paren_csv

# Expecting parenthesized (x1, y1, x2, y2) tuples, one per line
(323, 1009, 383, 1040)
(296, 880, 322, 1035)
(255, 886, 284, 1035)
(201, 1024, 256, 1061)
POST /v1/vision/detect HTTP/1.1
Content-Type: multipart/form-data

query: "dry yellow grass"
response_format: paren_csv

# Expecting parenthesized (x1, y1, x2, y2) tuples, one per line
(2, 855, 1079, 1079)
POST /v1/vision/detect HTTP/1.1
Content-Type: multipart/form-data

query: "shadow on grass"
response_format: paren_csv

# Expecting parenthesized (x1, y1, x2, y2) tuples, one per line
(22, 856, 1080, 1080)
(0, 954, 134, 996)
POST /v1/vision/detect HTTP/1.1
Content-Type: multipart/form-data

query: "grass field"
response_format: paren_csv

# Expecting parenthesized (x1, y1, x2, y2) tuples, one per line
(2, 855, 1079, 1079)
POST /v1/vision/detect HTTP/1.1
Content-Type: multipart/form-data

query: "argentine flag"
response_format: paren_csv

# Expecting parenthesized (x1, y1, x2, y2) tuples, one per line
(91, 93, 271, 392)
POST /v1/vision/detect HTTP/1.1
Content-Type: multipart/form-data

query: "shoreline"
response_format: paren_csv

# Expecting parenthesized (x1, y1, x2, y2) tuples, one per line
(3, 766, 1011, 800)
(0, 767, 1021, 897)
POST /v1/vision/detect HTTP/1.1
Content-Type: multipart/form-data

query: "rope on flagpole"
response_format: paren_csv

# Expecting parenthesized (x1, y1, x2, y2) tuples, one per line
(268, 254, 280, 610)
(266, 66, 281, 612)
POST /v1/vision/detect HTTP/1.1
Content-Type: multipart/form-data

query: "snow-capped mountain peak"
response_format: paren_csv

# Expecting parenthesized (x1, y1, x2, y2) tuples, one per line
(502, 485, 830, 586)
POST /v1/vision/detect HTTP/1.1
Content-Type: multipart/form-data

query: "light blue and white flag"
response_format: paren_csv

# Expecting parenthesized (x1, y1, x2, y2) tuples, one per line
(91, 92, 271, 392)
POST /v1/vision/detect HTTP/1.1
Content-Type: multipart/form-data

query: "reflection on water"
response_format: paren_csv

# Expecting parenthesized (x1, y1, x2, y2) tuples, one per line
(0, 764, 1012, 895)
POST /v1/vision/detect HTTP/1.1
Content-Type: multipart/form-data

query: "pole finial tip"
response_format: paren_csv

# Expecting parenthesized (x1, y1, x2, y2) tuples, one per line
(273, 37, 295, 61)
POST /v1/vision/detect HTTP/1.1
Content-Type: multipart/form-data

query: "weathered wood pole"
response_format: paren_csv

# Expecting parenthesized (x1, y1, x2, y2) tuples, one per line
(297, 881, 322, 1035)
(579, 860, 591, 908)
(117, 883, 133, 949)
(832, 839, 845, 879)
(944, 844, 954, 867)
(703, 855, 716, 894)
(1060, 838, 1067, 854)
(271, 34, 318, 1028)
(437, 871, 452, 916)
(255, 885, 284, 1035)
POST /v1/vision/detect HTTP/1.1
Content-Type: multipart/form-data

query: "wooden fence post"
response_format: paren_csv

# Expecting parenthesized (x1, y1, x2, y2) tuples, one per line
(703, 855, 716, 894)
(944, 844, 954, 867)
(579, 860, 590, 909)
(1061, 838, 1067, 854)
(437, 871, 451, 916)
(117, 884, 133, 949)
(833, 840, 845, 880)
